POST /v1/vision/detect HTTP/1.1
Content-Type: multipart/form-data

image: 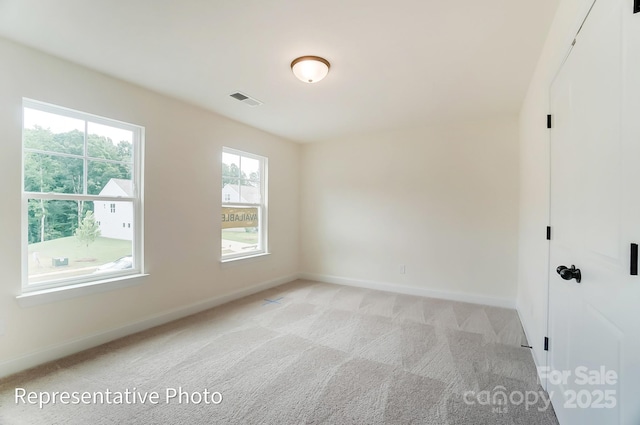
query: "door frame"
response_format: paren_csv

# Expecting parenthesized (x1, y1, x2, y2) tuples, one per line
(543, 0, 598, 392)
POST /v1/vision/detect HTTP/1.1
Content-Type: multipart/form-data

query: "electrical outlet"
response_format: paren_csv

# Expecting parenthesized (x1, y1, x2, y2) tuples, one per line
(400, 265, 406, 274)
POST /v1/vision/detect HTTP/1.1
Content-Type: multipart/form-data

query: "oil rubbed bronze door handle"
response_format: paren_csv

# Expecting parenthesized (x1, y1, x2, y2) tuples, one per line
(556, 265, 581, 283)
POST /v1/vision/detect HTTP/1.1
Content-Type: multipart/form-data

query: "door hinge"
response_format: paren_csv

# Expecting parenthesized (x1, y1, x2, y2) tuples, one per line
(546, 226, 551, 241)
(547, 114, 552, 129)
(635, 0, 639, 14)
(544, 337, 549, 351)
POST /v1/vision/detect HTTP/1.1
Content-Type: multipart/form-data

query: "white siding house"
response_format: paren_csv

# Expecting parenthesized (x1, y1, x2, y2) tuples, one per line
(222, 184, 261, 203)
(94, 179, 133, 240)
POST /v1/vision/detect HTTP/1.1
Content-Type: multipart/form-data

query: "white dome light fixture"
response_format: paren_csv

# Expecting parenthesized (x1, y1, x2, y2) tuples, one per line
(291, 56, 330, 83)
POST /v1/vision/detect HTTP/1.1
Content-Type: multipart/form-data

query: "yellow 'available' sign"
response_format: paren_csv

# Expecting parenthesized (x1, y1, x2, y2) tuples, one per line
(221, 207, 259, 229)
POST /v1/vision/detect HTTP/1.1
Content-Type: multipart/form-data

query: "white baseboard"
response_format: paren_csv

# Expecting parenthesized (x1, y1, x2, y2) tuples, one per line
(299, 272, 516, 309)
(0, 274, 297, 379)
(2, 273, 516, 379)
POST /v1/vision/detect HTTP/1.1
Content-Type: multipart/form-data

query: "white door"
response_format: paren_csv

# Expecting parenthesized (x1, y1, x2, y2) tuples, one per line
(548, 0, 640, 424)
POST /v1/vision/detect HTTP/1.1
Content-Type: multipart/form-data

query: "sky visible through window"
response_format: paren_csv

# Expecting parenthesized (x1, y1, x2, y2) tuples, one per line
(222, 152, 259, 178)
(24, 108, 133, 145)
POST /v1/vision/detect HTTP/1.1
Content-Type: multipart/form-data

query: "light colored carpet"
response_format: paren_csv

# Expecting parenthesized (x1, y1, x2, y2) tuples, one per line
(0, 280, 558, 424)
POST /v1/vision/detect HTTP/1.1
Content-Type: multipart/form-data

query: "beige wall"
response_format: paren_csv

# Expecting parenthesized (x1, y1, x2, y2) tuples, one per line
(517, 0, 592, 368)
(1, 0, 592, 374)
(0, 38, 300, 373)
(300, 119, 520, 306)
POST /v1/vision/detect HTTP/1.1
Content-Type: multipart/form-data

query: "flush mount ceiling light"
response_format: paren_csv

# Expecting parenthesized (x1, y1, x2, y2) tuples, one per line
(291, 56, 330, 83)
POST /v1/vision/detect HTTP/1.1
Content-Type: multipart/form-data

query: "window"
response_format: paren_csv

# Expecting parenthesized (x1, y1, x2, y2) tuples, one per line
(22, 99, 144, 291)
(221, 148, 267, 260)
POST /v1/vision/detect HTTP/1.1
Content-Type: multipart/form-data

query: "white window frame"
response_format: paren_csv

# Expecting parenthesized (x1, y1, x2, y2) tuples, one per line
(221, 147, 268, 261)
(21, 99, 144, 293)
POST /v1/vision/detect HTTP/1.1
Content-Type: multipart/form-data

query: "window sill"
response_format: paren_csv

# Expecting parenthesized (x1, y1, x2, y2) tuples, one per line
(220, 252, 271, 267)
(16, 273, 149, 308)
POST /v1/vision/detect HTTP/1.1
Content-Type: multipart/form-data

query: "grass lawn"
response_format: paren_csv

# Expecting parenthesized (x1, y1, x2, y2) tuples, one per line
(222, 230, 259, 244)
(29, 236, 131, 279)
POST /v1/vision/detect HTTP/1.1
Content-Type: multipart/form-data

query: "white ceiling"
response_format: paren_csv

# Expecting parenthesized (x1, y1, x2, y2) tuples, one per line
(0, 0, 559, 143)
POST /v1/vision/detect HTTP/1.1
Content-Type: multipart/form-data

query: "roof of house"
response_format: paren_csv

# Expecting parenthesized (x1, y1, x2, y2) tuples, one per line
(223, 184, 261, 203)
(100, 178, 133, 197)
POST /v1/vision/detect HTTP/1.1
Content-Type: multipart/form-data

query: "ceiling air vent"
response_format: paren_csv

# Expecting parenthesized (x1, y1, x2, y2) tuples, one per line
(229, 92, 262, 108)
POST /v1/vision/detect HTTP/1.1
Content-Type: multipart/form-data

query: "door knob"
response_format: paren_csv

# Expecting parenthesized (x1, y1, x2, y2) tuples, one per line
(556, 265, 581, 283)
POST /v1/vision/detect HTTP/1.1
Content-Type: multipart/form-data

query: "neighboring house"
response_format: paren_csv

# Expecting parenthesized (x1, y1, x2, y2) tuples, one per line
(222, 183, 261, 203)
(93, 179, 133, 240)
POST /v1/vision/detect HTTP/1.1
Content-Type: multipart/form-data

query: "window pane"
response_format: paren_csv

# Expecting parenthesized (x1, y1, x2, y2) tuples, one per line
(222, 152, 241, 184)
(221, 227, 260, 256)
(87, 160, 133, 196)
(239, 180, 261, 204)
(87, 122, 133, 162)
(27, 199, 133, 285)
(24, 152, 84, 194)
(23, 107, 84, 155)
(221, 206, 260, 256)
(222, 181, 240, 203)
(241, 156, 260, 182)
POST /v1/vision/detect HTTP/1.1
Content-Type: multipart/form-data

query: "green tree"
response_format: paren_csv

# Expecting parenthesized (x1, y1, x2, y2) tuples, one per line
(24, 126, 132, 244)
(248, 171, 260, 186)
(74, 211, 101, 257)
(222, 162, 248, 186)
